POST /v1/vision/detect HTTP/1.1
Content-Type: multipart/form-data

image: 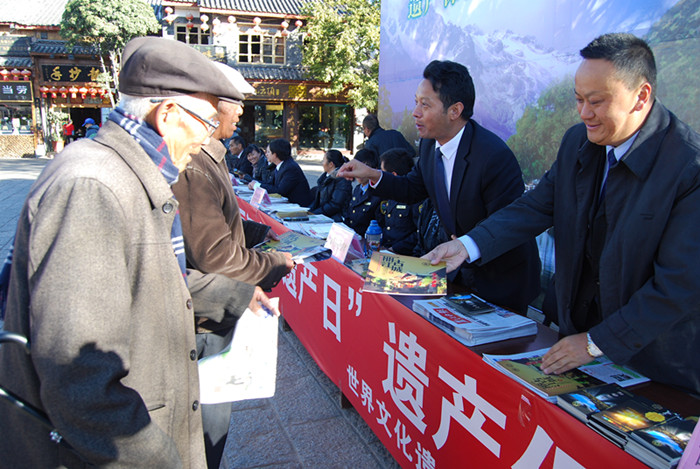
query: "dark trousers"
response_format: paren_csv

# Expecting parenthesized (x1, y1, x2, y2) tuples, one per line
(196, 328, 236, 469)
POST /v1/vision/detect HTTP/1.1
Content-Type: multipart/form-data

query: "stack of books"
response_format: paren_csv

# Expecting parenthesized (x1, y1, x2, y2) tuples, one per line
(557, 384, 697, 468)
(412, 297, 537, 346)
(625, 415, 697, 468)
(482, 348, 649, 403)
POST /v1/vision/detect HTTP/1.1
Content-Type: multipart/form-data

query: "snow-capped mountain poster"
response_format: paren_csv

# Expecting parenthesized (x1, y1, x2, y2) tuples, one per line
(379, 0, 700, 182)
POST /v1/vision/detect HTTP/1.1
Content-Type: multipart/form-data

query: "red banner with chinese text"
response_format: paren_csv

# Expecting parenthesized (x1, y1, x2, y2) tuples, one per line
(240, 199, 645, 469)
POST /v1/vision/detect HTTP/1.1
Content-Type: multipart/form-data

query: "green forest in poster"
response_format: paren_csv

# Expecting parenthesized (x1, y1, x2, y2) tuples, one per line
(507, 0, 700, 182)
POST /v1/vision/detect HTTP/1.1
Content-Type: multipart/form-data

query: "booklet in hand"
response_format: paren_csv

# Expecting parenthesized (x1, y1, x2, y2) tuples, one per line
(362, 251, 446, 296)
(254, 231, 331, 264)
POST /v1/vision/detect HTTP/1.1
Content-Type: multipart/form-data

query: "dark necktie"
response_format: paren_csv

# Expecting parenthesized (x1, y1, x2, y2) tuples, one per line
(599, 148, 618, 204)
(433, 147, 456, 236)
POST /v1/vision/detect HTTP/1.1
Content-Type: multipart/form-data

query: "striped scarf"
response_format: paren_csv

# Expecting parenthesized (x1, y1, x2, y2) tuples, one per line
(108, 107, 187, 283)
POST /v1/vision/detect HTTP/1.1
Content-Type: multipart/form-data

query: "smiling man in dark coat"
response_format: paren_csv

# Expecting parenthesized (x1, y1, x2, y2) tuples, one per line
(426, 33, 700, 396)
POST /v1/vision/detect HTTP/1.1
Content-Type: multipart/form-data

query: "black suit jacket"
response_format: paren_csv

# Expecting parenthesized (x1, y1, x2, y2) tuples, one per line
(261, 158, 313, 207)
(373, 120, 540, 312)
(365, 127, 415, 157)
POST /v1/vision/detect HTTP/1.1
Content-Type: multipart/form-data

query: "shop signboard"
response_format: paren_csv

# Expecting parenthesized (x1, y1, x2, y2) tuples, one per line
(0, 81, 33, 102)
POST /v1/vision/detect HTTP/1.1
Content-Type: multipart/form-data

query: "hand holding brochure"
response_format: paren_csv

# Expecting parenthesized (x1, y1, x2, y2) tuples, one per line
(198, 300, 280, 404)
(254, 230, 331, 264)
(362, 251, 446, 295)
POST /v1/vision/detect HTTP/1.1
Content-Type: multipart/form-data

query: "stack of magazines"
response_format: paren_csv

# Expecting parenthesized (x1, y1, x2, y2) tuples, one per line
(624, 415, 697, 468)
(482, 348, 649, 403)
(557, 383, 697, 468)
(411, 296, 537, 346)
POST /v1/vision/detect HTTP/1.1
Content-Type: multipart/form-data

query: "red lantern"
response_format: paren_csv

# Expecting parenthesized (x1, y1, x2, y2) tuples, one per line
(49, 86, 58, 98)
(39, 85, 49, 98)
(186, 21, 194, 29)
(20, 69, 31, 80)
(58, 86, 68, 98)
(89, 87, 98, 98)
(10, 69, 20, 79)
(0, 69, 9, 81)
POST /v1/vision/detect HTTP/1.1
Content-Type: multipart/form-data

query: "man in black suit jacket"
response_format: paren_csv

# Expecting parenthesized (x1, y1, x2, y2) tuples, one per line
(249, 138, 313, 207)
(362, 113, 415, 157)
(339, 60, 540, 313)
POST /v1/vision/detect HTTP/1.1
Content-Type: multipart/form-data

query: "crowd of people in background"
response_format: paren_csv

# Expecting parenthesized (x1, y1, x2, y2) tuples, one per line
(235, 114, 442, 259)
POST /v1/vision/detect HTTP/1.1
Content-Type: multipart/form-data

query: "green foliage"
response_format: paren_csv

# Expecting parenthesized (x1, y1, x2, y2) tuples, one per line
(60, 0, 160, 105)
(302, 0, 380, 111)
(507, 76, 579, 182)
(46, 109, 70, 143)
(646, 0, 700, 133)
(60, 0, 160, 52)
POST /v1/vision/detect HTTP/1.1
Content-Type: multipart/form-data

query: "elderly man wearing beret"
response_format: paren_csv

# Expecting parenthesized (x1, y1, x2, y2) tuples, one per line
(0, 37, 265, 468)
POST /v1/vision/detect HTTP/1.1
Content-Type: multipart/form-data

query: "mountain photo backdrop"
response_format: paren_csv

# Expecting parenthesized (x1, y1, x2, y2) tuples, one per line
(378, 0, 699, 182)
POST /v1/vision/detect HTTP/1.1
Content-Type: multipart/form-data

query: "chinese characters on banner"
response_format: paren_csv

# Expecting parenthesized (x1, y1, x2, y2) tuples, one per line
(239, 198, 645, 468)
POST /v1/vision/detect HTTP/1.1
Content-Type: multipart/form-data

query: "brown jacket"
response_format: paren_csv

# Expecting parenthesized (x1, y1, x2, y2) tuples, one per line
(0, 121, 206, 468)
(172, 140, 289, 316)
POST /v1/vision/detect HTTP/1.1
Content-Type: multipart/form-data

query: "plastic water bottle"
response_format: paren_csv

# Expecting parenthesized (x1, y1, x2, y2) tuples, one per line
(365, 220, 382, 256)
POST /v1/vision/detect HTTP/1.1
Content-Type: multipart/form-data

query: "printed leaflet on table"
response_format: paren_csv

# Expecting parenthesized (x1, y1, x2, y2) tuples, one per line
(482, 347, 649, 403)
(412, 297, 536, 346)
(443, 293, 495, 315)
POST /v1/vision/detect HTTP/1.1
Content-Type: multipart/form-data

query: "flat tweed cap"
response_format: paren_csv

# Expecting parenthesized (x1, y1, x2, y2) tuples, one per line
(119, 37, 244, 102)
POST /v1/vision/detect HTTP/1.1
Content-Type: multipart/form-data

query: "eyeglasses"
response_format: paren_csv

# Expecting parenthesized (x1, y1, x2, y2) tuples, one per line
(150, 99, 219, 137)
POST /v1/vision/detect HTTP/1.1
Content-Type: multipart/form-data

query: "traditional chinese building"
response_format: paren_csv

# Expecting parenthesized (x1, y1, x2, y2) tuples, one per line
(0, 35, 36, 158)
(154, 0, 357, 154)
(1, 0, 107, 157)
(0, 0, 358, 157)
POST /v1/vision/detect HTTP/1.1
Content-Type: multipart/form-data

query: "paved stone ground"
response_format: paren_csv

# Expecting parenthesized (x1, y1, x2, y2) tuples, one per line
(0, 156, 399, 469)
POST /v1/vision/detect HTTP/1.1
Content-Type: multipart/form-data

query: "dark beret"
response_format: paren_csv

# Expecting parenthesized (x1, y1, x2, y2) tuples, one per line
(119, 37, 244, 103)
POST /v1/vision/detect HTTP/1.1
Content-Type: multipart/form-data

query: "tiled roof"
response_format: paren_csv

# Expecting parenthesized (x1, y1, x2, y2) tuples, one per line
(0, 57, 33, 67)
(0, 0, 70, 26)
(0, 36, 32, 57)
(199, 0, 307, 16)
(235, 64, 307, 81)
(31, 39, 99, 56)
(2, 0, 307, 29)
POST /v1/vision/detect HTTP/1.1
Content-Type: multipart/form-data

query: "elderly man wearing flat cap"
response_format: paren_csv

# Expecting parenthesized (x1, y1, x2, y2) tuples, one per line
(0, 37, 275, 468)
(172, 63, 294, 468)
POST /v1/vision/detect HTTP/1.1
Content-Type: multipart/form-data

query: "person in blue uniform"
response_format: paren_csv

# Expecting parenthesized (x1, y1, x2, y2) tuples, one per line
(375, 148, 420, 255)
(342, 148, 382, 236)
